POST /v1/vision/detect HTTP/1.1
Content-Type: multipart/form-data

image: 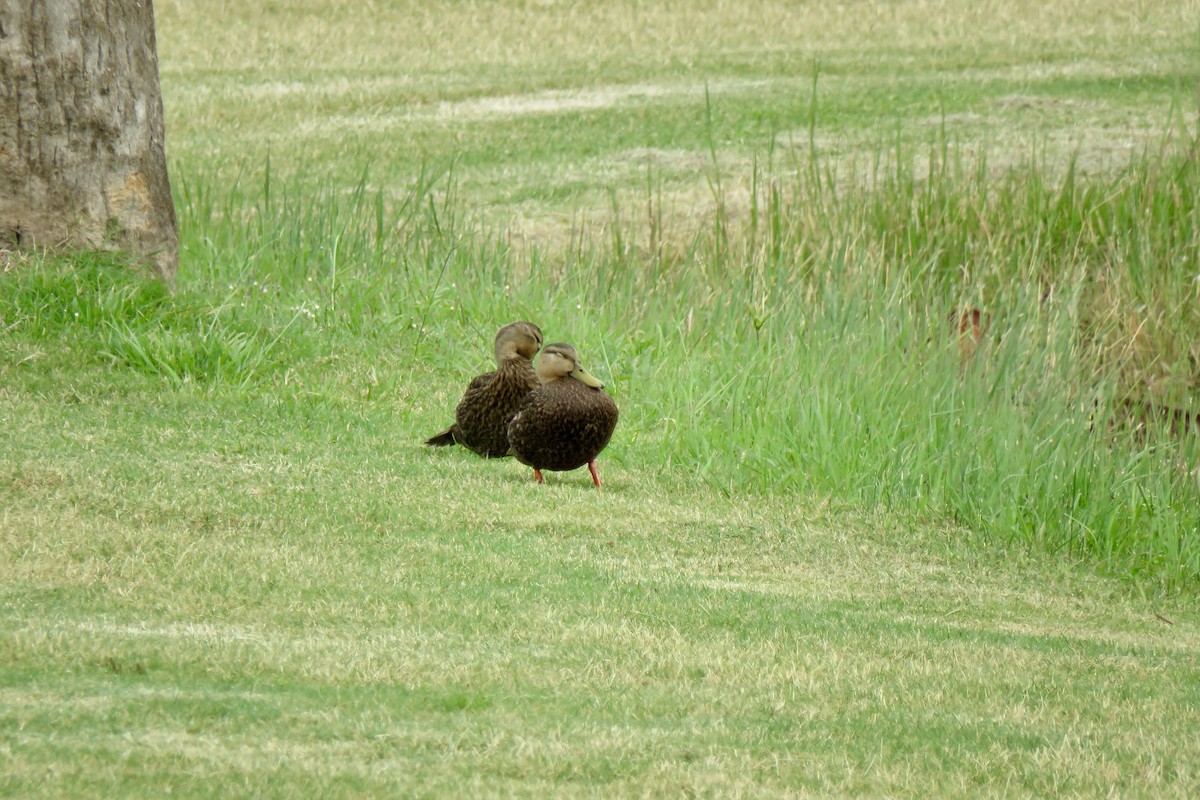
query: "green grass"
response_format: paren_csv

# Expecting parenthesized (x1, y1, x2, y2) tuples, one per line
(3, 376, 1199, 796)
(156, 0, 1199, 226)
(4, 0, 1200, 795)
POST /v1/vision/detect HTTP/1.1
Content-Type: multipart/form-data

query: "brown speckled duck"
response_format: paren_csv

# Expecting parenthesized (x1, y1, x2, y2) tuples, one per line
(425, 321, 543, 457)
(507, 343, 618, 487)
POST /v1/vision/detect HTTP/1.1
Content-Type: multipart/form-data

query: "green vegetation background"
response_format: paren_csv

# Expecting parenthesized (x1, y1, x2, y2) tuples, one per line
(3, 1, 1200, 796)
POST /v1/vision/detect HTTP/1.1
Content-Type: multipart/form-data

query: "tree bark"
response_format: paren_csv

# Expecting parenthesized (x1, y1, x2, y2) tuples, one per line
(0, 0, 177, 278)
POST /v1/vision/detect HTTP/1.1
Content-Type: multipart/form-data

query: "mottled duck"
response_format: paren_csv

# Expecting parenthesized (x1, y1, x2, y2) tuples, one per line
(425, 321, 543, 457)
(507, 342, 618, 487)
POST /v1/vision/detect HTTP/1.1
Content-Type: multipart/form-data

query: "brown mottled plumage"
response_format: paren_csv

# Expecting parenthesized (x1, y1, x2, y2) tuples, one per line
(507, 343, 618, 488)
(425, 321, 543, 457)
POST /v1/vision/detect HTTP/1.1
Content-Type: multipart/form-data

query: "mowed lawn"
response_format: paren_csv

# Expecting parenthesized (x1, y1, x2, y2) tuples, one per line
(4, 377, 1199, 796)
(157, 0, 1199, 230)
(4, 0, 1200, 797)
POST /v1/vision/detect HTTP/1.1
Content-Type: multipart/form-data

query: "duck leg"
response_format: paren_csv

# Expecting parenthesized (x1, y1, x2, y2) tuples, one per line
(533, 468, 545, 484)
(587, 460, 602, 489)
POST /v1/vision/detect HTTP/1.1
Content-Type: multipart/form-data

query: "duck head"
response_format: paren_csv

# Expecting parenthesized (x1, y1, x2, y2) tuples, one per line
(536, 343, 604, 388)
(494, 321, 543, 363)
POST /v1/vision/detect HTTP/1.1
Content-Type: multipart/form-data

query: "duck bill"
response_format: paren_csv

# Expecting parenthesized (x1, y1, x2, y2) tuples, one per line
(571, 366, 604, 389)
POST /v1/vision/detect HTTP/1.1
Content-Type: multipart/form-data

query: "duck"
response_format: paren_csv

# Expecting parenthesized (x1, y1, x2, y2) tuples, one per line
(507, 343, 618, 487)
(425, 321, 543, 457)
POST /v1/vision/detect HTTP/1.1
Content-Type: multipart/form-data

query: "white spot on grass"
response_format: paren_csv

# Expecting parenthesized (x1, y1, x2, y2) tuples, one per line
(432, 84, 664, 119)
(301, 78, 776, 133)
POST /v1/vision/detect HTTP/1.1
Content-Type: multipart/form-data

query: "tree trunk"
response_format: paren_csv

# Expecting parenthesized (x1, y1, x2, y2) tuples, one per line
(0, 0, 177, 279)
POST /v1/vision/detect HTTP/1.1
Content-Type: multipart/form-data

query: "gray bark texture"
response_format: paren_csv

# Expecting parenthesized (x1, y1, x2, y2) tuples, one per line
(0, 0, 177, 278)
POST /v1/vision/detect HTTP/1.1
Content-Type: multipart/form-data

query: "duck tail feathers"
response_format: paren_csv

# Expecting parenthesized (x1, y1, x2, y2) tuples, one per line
(425, 427, 458, 447)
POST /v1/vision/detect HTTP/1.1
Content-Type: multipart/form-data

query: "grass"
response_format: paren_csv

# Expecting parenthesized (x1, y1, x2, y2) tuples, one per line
(156, 0, 1200, 227)
(4, 0, 1200, 795)
(3, 375, 1199, 796)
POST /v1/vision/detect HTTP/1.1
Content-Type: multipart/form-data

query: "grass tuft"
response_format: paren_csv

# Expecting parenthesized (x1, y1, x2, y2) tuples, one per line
(0, 253, 296, 387)
(158, 134, 1200, 586)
